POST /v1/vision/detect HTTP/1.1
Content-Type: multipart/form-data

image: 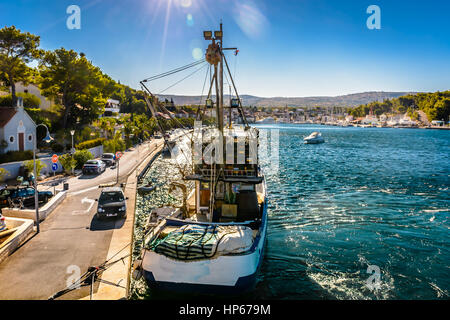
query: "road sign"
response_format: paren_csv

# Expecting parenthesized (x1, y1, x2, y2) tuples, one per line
(51, 163, 58, 171)
(115, 151, 123, 160)
(51, 154, 58, 163)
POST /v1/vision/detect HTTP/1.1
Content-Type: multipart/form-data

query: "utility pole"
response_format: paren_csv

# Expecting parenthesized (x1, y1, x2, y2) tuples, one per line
(33, 124, 53, 233)
(70, 130, 75, 175)
(116, 158, 120, 184)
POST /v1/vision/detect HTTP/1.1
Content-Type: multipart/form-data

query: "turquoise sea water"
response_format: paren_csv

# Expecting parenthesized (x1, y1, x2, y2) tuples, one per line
(131, 124, 449, 300)
(254, 124, 449, 299)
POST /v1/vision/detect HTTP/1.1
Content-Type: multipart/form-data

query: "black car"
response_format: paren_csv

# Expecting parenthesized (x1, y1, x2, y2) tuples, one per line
(96, 187, 128, 219)
(0, 186, 53, 209)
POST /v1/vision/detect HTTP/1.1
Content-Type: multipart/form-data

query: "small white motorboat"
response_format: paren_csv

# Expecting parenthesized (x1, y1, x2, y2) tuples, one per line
(304, 132, 325, 144)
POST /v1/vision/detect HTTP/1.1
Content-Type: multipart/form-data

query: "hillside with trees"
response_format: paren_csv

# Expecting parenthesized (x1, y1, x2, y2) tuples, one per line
(349, 91, 450, 121)
(158, 92, 414, 108)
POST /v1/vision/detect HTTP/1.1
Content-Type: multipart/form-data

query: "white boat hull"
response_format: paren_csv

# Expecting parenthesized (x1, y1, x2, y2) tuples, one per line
(304, 138, 324, 144)
(140, 202, 268, 294)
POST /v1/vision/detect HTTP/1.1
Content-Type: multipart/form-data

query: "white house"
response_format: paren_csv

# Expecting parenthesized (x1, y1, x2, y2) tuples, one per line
(100, 99, 121, 118)
(345, 115, 354, 122)
(361, 115, 379, 125)
(0, 98, 36, 154)
(104, 99, 120, 113)
(398, 113, 417, 126)
(431, 120, 445, 126)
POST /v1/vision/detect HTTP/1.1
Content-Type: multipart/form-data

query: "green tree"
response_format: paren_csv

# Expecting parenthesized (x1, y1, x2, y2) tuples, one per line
(0, 168, 9, 182)
(0, 92, 40, 108)
(103, 136, 126, 153)
(0, 26, 41, 107)
(73, 149, 93, 169)
(97, 117, 117, 139)
(23, 159, 47, 176)
(39, 48, 110, 128)
(59, 154, 77, 174)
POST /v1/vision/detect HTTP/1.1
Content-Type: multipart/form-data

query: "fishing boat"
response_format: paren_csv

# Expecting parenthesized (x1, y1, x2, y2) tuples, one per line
(304, 132, 325, 144)
(133, 23, 268, 294)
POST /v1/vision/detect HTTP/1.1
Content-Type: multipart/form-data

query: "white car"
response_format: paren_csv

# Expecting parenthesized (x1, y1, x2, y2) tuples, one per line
(82, 160, 106, 175)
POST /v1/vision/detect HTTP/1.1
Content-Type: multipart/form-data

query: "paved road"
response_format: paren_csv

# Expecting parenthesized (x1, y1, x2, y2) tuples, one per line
(0, 140, 162, 300)
(39, 139, 162, 194)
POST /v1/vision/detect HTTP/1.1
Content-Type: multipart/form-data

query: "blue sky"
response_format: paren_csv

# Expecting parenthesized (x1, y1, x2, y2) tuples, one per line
(1, 0, 449, 97)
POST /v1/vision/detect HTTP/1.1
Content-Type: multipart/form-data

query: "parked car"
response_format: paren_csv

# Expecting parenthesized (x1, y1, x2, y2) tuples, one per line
(0, 185, 8, 209)
(101, 153, 116, 166)
(96, 187, 128, 219)
(1, 186, 53, 209)
(82, 160, 106, 175)
(0, 211, 6, 232)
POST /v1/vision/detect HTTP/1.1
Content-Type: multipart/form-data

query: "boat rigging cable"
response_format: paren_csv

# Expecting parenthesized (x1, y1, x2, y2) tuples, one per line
(139, 59, 210, 175)
(222, 53, 250, 129)
(157, 62, 208, 95)
(196, 66, 210, 121)
(48, 242, 132, 300)
(141, 59, 206, 83)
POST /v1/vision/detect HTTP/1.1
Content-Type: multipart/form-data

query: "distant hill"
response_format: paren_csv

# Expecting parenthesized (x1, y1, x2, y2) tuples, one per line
(158, 91, 416, 108)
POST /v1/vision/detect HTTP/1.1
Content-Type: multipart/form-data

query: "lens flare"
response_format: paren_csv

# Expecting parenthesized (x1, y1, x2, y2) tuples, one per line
(234, 1, 268, 39)
(186, 13, 194, 26)
(192, 47, 203, 60)
(180, 0, 192, 8)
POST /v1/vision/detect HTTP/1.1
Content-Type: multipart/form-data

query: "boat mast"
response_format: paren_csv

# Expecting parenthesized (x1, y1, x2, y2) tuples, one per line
(204, 24, 224, 134)
(219, 22, 224, 133)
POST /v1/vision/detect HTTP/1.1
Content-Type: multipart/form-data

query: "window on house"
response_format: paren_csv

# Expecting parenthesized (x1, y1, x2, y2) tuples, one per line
(28, 134, 33, 142)
(9, 136, 14, 143)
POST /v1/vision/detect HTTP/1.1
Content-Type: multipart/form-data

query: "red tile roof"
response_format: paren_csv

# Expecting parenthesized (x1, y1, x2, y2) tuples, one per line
(0, 107, 17, 128)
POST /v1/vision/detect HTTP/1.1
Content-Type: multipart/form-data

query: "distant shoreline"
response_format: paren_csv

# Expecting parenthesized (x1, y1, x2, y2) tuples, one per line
(252, 122, 450, 130)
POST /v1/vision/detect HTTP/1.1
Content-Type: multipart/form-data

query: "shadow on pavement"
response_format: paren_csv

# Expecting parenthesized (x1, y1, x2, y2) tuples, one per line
(78, 174, 101, 180)
(89, 215, 125, 231)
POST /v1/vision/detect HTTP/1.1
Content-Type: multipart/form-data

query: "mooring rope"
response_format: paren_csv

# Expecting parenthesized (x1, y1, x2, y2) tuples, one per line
(48, 242, 132, 300)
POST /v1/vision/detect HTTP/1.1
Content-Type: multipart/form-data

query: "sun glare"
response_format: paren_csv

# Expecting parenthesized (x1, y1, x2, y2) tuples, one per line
(139, 0, 220, 71)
